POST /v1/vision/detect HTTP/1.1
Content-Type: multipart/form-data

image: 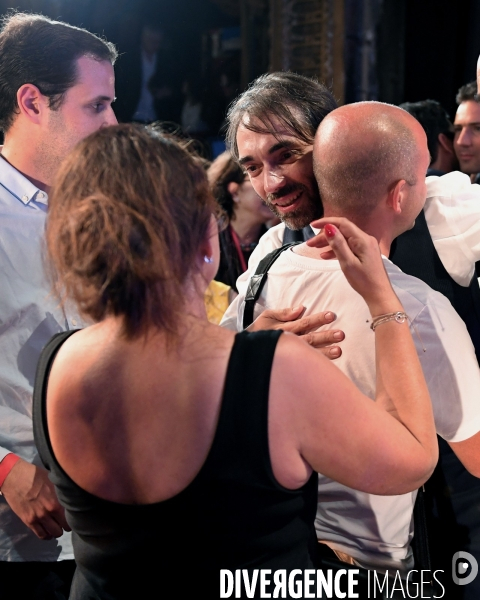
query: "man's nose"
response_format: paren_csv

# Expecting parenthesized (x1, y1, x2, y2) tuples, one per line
(456, 128, 472, 146)
(263, 168, 285, 195)
(103, 106, 118, 127)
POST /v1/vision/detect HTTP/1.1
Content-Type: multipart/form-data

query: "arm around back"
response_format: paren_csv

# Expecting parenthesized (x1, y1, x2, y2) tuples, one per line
(267, 218, 438, 495)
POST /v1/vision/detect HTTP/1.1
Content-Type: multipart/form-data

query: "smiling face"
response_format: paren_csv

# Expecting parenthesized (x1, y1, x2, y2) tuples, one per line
(236, 118, 322, 230)
(453, 100, 480, 175)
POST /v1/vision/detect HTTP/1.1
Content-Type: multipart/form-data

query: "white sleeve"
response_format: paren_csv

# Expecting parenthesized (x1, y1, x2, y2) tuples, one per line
(220, 223, 285, 332)
(412, 293, 480, 442)
(424, 172, 480, 286)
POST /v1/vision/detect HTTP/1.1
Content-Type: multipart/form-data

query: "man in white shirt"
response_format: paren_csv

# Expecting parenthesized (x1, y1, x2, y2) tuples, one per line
(226, 101, 480, 582)
(0, 13, 117, 598)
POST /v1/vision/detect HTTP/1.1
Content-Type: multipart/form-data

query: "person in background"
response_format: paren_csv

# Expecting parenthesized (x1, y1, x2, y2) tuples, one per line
(114, 23, 179, 124)
(33, 123, 437, 598)
(400, 99, 458, 176)
(453, 80, 480, 182)
(180, 75, 209, 138)
(208, 151, 275, 292)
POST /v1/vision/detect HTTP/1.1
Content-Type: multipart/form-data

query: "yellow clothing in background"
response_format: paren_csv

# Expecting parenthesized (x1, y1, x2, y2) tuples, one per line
(204, 280, 231, 324)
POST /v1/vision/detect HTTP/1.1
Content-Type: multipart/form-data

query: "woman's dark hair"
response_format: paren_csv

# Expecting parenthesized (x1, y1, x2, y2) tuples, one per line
(207, 151, 245, 220)
(46, 124, 217, 340)
(0, 12, 117, 132)
(226, 71, 337, 159)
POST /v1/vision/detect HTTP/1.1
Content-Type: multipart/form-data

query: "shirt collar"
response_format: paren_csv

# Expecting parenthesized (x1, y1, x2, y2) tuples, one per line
(0, 154, 47, 206)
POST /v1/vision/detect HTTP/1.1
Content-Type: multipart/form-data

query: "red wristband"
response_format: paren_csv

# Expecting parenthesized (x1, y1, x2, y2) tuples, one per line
(0, 453, 20, 492)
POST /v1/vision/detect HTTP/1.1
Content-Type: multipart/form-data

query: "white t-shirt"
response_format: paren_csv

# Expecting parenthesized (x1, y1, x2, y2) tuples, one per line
(224, 246, 480, 572)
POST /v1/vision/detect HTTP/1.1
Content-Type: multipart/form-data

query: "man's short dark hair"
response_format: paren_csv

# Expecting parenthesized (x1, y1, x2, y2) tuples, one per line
(0, 12, 118, 132)
(400, 99, 453, 165)
(226, 72, 337, 159)
(456, 81, 478, 105)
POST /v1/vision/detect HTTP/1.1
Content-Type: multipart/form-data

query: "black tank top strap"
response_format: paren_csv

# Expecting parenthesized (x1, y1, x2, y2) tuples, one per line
(203, 329, 284, 486)
(33, 330, 80, 473)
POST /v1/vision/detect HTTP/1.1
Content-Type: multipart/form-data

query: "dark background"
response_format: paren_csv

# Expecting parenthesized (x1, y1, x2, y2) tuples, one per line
(0, 0, 479, 133)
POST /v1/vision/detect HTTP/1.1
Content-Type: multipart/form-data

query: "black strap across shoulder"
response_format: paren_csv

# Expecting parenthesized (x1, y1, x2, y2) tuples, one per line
(242, 242, 300, 330)
(33, 330, 80, 472)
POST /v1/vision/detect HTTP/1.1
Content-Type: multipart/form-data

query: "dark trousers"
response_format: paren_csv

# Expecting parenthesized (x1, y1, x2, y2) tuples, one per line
(0, 560, 75, 600)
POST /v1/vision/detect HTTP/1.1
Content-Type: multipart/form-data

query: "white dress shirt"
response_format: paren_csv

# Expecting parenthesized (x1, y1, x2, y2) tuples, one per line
(0, 155, 82, 561)
(424, 172, 480, 286)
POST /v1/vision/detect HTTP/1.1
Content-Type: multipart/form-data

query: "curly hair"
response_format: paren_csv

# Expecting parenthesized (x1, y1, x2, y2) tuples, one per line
(226, 71, 337, 159)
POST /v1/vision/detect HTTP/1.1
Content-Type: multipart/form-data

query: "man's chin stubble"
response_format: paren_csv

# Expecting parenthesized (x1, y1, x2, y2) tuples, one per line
(272, 203, 323, 230)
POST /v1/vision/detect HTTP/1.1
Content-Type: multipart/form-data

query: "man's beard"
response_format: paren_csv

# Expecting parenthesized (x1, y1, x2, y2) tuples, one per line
(265, 183, 323, 230)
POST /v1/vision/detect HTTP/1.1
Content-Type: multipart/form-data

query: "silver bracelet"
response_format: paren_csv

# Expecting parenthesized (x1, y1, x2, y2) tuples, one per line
(370, 311, 408, 331)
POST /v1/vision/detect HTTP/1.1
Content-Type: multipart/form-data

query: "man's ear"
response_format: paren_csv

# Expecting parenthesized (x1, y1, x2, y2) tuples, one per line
(16, 84, 48, 125)
(437, 132, 455, 156)
(386, 179, 407, 215)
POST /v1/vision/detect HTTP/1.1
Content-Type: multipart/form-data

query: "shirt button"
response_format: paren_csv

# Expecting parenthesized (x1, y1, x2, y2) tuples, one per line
(71, 319, 77, 326)
(38, 192, 45, 199)
(22, 195, 28, 202)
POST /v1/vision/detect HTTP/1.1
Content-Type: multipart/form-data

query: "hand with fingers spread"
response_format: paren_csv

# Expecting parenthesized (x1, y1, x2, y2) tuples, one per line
(0, 458, 71, 540)
(247, 305, 345, 358)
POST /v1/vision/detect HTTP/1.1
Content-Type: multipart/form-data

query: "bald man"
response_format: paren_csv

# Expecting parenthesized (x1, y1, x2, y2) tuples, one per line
(228, 102, 480, 579)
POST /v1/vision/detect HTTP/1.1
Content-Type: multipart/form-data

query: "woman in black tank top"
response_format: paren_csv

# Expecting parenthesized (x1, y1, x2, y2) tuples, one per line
(32, 125, 437, 599)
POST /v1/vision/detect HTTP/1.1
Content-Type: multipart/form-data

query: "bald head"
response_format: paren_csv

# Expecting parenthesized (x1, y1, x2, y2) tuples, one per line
(313, 102, 427, 218)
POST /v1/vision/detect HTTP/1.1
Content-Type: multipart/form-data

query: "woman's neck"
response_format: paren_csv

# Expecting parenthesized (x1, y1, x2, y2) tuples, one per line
(230, 216, 264, 246)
